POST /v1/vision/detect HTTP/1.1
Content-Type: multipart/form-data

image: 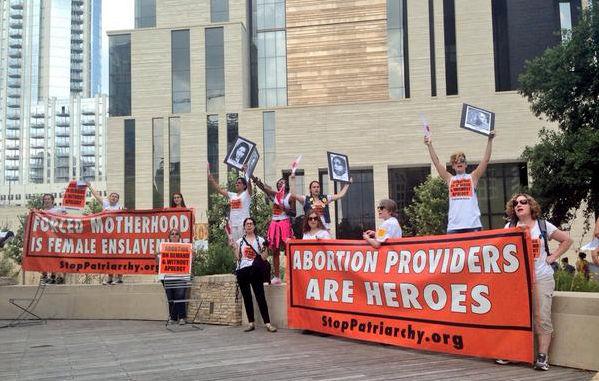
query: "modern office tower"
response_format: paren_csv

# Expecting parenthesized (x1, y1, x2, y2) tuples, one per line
(0, 0, 106, 206)
(108, 0, 582, 237)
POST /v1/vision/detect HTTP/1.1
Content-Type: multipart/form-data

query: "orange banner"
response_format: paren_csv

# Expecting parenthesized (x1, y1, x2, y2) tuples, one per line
(287, 229, 535, 363)
(62, 181, 87, 209)
(158, 242, 192, 279)
(23, 208, 194, 274)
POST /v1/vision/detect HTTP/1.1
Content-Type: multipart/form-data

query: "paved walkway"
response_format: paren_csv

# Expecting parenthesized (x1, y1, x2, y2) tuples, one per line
(0, 320, 595, 381)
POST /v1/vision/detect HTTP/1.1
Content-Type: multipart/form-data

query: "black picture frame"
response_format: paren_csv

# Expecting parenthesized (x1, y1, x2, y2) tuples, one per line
(460, 103, 495, 136)
(224, 136, 256, 170)
(327, 151, 350, 183)
(244, 148, 260, 182)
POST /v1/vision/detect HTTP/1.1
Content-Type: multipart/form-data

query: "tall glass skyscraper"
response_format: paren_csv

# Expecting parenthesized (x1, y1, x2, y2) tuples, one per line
(0, 0, 106, 205)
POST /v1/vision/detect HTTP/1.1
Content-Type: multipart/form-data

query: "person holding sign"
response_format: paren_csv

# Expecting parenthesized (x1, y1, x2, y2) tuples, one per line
(40, 193, 66, 284)
(496, 193, 572, 371)
(302, 209, 331, 239)
(363, 199, 402, 248)
(87, 182, 124, 284)
(424, 131, 495, 234)
(208, 171, 252, 241)
(156, 228, 190, 325)
(229, 217, 277, 333)
(290, 174, 352, 233)
(170, 192, 187, 208)
(252, 176, 296, 285)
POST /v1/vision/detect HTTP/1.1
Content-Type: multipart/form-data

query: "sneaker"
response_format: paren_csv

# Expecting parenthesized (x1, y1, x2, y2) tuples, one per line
(114, 279, 123, 284)
(534, 353, 549, 371)
(41, 277, 49, 284)
(178, 319, 186, 325)
(55, 277, 64, 284)
(167, 319, 175, 325)
(495, 359, 511, 365)
(102, 279, 112, 285)
(271, 276, 281, 285)
(244, 323, 255, 332)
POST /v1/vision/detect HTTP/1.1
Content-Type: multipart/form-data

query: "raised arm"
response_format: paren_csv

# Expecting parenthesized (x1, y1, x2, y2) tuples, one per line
(252, 176, 277, 197)
(330, 178, 352, 202)
(207, 172, 229, 198)
(288, 174, 305, 204)
(86, 181, 104, 204)
(545, 229, 574, 264)
(424, 136, 452, 183)
(594, 216, 599, 238)
(471, 131, 496, 184)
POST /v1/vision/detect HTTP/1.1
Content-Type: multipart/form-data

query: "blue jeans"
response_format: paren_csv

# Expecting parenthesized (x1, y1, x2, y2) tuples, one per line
(446, 227, 482, 235)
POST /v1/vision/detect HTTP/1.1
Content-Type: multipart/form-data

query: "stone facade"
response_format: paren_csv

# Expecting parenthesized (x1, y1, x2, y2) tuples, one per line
(188, 274, 241, 326)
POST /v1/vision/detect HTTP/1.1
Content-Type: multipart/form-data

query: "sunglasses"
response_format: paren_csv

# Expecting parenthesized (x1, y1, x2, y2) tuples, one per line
(308, 216, 319, 221)
(377, 206, 385, 210)
(454, 158, 466, 164)
(512, 199, 529, 206)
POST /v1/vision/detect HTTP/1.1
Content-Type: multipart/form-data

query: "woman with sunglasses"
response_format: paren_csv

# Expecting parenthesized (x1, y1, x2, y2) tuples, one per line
(496, 193, 572, 370)
(424, 131, 495, 234)
(170, 192, 186, 208)
(302, 209, 331, 239)
(252, 176, 296, 285)
(363, 199, 402, 248)
(229, 217, 277, 333)
(208, 171, 252, 241)
(290, 173, 352, 233)
(156, 228, 189, 325)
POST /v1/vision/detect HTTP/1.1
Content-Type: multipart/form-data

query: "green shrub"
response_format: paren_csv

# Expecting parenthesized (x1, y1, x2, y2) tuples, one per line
(403, 176, 448, 236)
(554, 270, 599, 292)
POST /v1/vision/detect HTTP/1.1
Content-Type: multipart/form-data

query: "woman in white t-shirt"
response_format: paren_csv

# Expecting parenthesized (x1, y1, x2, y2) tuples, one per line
(363, 199, 402, 248)
(208, 172, 252, 241)
(495, 193, 572, 371)
(228, 217, 277, 333)
(302, 209, 331, 240)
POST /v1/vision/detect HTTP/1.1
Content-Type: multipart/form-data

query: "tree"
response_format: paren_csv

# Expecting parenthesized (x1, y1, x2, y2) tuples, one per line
(403, 176, 448, 236)
(518, 6, 599, 224)
(3, 195, 43, 264)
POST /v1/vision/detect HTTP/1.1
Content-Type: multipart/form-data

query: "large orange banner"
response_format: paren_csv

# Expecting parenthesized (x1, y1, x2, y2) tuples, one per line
(23, 208, 194, 274)
(287, 229, 535, 363)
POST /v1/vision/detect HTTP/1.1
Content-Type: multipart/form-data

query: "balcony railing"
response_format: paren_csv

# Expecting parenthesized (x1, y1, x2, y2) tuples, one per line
(10, 0, 24, 10)
(9, 39, 21, 48)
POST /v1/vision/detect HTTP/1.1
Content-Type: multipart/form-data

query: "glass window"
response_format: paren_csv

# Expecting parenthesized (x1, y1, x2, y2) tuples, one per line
(109, 34, 131, 116)
(207, 115, 219, 207)
(263, 111, 275, 182)
(171, 30, 191, 113)
(124, 119, 136, 208)
(388, 167, 431, 226)
(227, 113, 239, 178)
(205, 28, 225, 112)
(135, 0, 156, 28)
(428, 0, 437, 96)
(152, 118, 164, 208)
(169, 117, 181, 197)
(443, 0, 458, 95)
(335, 170, 375, 239)
(211, 0, 229, 23)
(559, 2, 573, 41)
(387, 0, 410, 99)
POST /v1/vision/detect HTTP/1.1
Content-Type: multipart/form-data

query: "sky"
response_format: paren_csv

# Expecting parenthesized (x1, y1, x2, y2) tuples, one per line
(101, 0, 134, 93)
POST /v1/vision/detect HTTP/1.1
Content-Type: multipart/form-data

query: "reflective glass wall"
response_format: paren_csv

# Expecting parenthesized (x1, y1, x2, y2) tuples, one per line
(109, 34, 131, 116)
(205, 28, 224, 112)
(171, 30, 190, 113)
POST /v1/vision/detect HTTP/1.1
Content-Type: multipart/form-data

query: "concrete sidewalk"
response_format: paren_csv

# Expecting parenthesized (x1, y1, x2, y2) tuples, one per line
(0, 320, 595, 381)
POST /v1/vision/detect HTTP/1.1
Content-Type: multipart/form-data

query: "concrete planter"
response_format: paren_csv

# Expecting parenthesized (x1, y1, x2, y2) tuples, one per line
(0, 276, 17, 286)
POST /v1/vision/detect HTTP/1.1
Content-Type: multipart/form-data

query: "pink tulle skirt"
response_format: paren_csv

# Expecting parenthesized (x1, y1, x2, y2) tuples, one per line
(267, 218, 293, 251)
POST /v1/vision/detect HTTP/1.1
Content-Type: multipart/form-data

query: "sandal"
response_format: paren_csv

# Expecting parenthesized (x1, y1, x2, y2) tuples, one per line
(265, 323, 277, 332)
(244, 323, 255, 332)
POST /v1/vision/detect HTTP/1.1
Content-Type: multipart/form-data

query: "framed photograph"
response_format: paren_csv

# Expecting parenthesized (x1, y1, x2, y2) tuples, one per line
(460, 104, 495, 136)
(327, 152, 350, 183)
(224, 136, 256, 170)
(244, 148, 260, 182)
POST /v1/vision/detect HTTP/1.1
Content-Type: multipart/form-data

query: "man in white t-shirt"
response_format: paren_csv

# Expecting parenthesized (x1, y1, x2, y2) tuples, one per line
(424, 131, 495, 234)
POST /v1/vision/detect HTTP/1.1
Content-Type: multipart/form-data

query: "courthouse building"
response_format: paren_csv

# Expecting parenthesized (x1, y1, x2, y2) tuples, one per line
(107, 0, 584, 239)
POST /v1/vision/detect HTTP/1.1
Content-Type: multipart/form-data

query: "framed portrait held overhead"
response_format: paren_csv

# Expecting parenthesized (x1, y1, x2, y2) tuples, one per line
(460, 104, 495, 136)
(224, 136, 256, 170)
(244, 148, 260, 182)
(327, 152, 350, 183)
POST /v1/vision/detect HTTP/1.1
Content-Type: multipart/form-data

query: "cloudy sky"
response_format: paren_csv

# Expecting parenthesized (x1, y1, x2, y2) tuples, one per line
(101, 0, 134, 92)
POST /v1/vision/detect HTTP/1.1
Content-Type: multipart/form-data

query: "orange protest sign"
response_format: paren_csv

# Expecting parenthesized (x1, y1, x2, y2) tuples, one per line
(287, 228, 535, 363)
(158, 242, 192, 279)
(62, 181, 87, 209)
(23, 208, 194, 274)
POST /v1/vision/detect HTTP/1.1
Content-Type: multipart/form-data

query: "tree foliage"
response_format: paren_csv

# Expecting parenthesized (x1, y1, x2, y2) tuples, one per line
(518, 6, 599, 224)
(3, 195, 43, 265)
(403, 176, 448, 236)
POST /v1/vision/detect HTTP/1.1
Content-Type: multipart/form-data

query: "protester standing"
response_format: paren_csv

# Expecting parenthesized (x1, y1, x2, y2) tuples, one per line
(40, 193, 67, 284)
(156, 228, 189, 325)
(170, 193, 187, 208)
(363, 199, 402, 248)
(229, 217, 277, 333)
(252, 176, 295, 284)
(496, 193, 572, 371)
(88, 182, 124, 284)
(302, 209, 331, 240)
(424, 131, 495, 234)
(208, 172, 251, 241)
(576, 252, 590, 280)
